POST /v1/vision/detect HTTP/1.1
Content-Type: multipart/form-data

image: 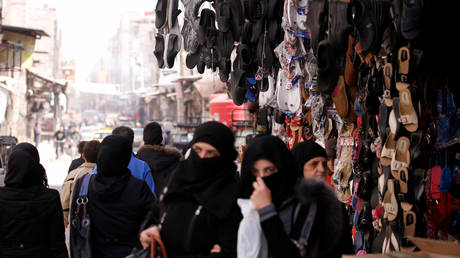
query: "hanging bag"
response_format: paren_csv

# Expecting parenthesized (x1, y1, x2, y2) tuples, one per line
(70, 173, 93, 258)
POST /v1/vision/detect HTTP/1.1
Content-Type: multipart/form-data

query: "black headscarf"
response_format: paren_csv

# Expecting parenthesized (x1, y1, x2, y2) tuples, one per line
(92, 135, 132, 200)
(240, 135, 298, 207)
(291, 140, 327, 178)
(5, 143, 47, 189)
(165, 121, 239, 219)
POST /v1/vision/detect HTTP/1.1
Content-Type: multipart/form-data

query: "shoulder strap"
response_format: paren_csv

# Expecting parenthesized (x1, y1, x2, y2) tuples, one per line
(78, 173, 92, 197)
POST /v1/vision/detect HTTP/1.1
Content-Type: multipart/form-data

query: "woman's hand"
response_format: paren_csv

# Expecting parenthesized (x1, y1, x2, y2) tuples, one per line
(250, 177, 272, 210)
(210, 244, 221, 253)
(140, 226, 161, 249)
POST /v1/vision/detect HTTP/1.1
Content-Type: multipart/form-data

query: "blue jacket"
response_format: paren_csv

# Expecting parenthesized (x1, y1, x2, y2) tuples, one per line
(91, 153, 156, 198)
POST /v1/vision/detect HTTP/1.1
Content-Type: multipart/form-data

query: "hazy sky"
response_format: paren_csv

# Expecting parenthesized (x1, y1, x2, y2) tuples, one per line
(31, 0, 155, 80)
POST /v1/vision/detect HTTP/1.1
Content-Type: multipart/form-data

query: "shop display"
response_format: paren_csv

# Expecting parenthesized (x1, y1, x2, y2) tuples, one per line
(154, 0, 458, 254)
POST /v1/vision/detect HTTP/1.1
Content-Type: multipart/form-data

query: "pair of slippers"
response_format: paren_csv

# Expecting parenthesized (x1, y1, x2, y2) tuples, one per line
(154, 0, 182, 69)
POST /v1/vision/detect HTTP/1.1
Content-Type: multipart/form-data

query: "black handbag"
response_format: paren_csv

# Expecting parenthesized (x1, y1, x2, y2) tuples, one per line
(70, 174, 93, 258)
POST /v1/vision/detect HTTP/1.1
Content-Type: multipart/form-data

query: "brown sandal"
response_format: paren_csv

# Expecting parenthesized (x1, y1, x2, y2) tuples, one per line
(398, 88, 418, 132)
(391, 136, 410, 173)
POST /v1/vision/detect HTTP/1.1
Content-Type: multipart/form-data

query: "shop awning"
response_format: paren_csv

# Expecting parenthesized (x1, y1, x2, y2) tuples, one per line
(1, 25, 49, 39)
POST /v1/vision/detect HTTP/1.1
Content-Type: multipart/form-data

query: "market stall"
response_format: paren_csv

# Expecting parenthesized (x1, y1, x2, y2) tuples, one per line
(154, 0, 458, 255)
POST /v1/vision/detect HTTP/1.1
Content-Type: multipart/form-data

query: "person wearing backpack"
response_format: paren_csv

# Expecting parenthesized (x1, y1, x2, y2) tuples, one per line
(70, 135, 155, 258)
(0, 143, 68, 258)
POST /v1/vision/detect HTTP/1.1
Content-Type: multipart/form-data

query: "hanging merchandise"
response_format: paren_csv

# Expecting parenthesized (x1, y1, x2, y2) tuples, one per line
(160, 0, 458, 255)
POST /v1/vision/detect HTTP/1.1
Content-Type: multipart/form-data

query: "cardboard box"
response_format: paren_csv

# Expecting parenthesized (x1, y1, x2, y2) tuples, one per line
(408, 237, 460, 258)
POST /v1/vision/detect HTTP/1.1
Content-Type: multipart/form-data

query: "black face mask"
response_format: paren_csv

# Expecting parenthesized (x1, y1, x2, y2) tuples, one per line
(263, 172, 284, 207)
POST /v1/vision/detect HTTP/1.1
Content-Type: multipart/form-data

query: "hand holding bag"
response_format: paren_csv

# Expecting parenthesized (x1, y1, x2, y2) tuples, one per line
(126, 233, 168, 258)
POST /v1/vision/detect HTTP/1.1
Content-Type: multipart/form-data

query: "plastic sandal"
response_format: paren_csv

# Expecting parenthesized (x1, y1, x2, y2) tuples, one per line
(398, 167, 414, 211)
(403, 210, 416, 237)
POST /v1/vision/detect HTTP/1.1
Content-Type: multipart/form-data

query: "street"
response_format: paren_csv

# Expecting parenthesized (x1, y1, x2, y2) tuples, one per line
(38, 140, 74, 194)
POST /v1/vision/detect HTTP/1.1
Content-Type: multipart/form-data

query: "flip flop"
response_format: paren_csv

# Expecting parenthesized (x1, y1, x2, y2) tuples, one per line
(398, 88, 418, 132)
(295, 0, 308, 31)
(401, 0, 423, 40)
(383, 62, 393, 107)
(153, 33, 165, 68)
(332, 75, 350, 120)
(328, 0, 352, 53)
(165, 33, 181, 68)
(396, 46, 410, 91)
(383, 179, 398, 221)
(391, 136, 410, 173)
(398, 167, 413, 211)
(317, 40, 338, 94)
(403, 210, 416, 238)
(259, 75, 277, 108)
(381, 133, 396, 167)
(168, 0, 182, 30)
(230, 69, 248, 106)
(345, 35, 358, 88)
(382, 222, 400, 253)
(155, 0, 168, 29)
(430, 165, 442, 200)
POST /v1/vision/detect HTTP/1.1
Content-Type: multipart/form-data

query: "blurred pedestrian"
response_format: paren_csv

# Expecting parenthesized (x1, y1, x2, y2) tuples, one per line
(33, 121, 41, 147)
(68, 141, 87, 173)
(61, 140, 100, 227)
(70, 135, 154, 258)
(0, 143, 68, 258)
(54, 126, 66, 159)
(90, 126, 156, 197)
(136, 122, 182, 198)
(140, 121, 242, 257)
(164, 130, 172, 146)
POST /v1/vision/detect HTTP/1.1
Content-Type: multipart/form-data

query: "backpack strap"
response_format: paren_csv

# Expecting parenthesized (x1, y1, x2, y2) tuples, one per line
(78, 173, 92, 197)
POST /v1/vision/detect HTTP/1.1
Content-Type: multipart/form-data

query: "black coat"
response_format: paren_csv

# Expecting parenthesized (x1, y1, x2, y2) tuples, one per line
(68, 156, 84, 173)
(0, 186, 68, 258)
(71, 174, 155, 258)
(259, 179, 354, 258)
(136, 145, 182, 197)
(144, 193, 242, 258)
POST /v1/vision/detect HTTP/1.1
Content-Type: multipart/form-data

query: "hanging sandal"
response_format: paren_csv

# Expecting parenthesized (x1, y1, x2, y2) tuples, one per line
(396, 46, 411, 91)
(383, 62, 393, 107)
(332, 75, 350, 120)
(398, 167, 414, 212)
(391, 136, 411, 173)
(403, 210, 416, 238)
(383, 179, 398, 221)
(398, 88, 418, 132)
(381, 133, 396, 167)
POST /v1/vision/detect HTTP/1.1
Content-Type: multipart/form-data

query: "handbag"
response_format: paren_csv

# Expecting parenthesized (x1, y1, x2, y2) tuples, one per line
(70, 173, 93, 258)
(125, 234, 168, 258)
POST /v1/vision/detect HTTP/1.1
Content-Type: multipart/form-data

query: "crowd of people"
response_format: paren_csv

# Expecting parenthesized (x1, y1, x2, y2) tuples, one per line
(0, 121, 354, 258)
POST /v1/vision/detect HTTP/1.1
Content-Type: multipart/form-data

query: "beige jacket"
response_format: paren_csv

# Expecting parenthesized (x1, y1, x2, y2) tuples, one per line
(61, 162, 95, 227)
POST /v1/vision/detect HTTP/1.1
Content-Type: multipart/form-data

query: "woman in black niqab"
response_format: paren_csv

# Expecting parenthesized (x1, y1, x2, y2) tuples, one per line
(240, 135, 298, 207)
(4, 142, 48, 188)
(0, 143, 68, 258)
(140, 121, 242, 257)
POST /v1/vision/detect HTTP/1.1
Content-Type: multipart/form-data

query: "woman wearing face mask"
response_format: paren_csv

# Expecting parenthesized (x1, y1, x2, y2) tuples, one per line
(0, 143, 68, 258)
(241, 136, 349, 258)
(140, 121, 242, 257)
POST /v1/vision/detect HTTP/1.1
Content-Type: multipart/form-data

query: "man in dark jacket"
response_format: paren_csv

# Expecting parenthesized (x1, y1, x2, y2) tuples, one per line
(70, 135, 155, 258)
(68, 141, 87, 173)
(136, 122, 182, 197)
